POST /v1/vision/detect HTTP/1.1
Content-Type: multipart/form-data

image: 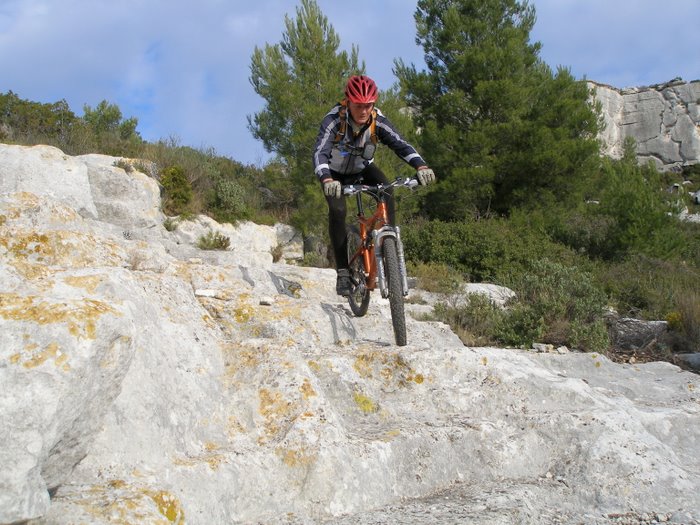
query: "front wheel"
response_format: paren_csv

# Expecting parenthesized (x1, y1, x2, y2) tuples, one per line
(382, 237, 407, 346)
(346, 225, 370, 317)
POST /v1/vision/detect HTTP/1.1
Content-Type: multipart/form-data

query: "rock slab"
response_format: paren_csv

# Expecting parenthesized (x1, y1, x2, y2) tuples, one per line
(1, 144, 699, 524)
(593, 79, 700, 171)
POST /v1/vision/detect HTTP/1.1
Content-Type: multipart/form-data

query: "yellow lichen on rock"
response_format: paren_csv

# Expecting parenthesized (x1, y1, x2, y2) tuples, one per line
(222, 342, 262, 378)
(233, 304, 255, 323)
(227, 415, 247, 437)
(353, 392, 378, 414)
(147, 490, 186, 523)
(5, 259, 53, 281)
(258, 388, 297, 444)
(300, 378, 316, 400)
(5, 192, 41, 218)
(55, 481, 185, 524)
(171, 445, 227, 471)
(0, 293, 119, 340)
(381, 429, 401, 442)
(19, 341, 70, 370)
(64, 274, 104, 294)
(277, 446, 315, 468)
(2, 229, 124, 269)
(1, 232, 50, 260)
(353, 351, 421, 388)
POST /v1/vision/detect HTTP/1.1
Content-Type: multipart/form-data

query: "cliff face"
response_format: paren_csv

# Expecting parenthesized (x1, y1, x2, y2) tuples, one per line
(1, 143, 699, 525)
(592, 79, 700, 171)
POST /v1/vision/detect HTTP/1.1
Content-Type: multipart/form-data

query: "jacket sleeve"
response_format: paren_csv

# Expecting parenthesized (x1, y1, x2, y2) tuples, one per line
(375, 110, 426, 169)
(312, 106, 341, 182)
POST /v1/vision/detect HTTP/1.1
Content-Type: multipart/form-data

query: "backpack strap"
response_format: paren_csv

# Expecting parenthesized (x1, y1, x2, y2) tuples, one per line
(369, 109, 378, 145)
(334, 99, 348, 144)
(334, 99, 378, 145)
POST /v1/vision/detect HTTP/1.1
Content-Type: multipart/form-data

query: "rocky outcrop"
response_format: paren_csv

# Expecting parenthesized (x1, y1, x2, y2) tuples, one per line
(1, 144, 699, 524)
(591, 78, 700, 171)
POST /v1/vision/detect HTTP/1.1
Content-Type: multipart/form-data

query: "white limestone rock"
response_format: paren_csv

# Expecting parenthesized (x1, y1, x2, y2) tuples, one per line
(0, 144, 98, 219)
(1, 144, 699, 525)
(78, 153, 163, 229)
(275, 222, 304, 262)
(592, 79, 700, 170)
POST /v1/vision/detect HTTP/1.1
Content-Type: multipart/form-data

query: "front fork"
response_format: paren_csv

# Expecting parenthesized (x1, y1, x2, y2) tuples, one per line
(373, 226, 410, 298)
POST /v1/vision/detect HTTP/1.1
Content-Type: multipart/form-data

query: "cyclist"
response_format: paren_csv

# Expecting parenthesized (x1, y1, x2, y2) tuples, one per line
(312, 74, 436, 296)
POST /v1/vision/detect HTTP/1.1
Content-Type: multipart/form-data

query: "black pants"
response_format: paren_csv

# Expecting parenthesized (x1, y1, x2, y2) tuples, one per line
(325, 164, 395, 270)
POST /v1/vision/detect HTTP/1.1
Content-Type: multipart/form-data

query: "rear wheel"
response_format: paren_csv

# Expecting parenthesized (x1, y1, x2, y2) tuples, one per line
(346, 225, 370, 316)
(382, 237, 407, 346)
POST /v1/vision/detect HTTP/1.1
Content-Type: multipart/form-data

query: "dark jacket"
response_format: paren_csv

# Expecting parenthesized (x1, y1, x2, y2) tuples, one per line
(312, 103, 426, 181)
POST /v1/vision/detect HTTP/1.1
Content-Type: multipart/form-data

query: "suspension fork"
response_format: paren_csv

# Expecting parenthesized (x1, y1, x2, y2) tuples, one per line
(394, 226, 410, 296)
(373, 226, 410, 298)
(372, 201, 410, 298)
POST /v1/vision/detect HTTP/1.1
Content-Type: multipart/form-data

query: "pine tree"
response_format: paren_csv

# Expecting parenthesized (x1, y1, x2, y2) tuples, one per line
(248, 0, 362, 204)
(395, 0, 601, 219)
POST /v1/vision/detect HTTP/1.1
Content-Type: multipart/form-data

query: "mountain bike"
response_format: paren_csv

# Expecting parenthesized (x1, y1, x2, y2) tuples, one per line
(343, 177, 419, 346)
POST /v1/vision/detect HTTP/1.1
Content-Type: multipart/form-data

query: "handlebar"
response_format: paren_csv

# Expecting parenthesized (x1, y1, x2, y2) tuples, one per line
(342, 177, 420, 196)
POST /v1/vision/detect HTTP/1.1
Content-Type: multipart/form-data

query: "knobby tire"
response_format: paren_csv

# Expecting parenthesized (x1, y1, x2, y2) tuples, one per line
(382, 237, 407, 346)
(346, 225, 370, 317)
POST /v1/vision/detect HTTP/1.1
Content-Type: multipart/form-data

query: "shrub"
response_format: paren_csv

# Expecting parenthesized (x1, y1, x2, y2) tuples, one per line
(113, 159, 133, 173)
(197, 230, 230, 251)
(163, 217, 177, 232)
(433, 293, 504, 347)
(271, 244, 284, 263)
(667, 291, 700, 353)
(407, 261, 463, 294)
(402, 217, 578, 284)
(505, 259, 610, 352)
(597, 254, 700, 319)
(160, 165, 193, 215)
(132, 160, 153, 176)
(493, 304, 544, 349)
(598, 254, 700, 353)
(590, 154, 683, 260)
(213, 178, 249, 221)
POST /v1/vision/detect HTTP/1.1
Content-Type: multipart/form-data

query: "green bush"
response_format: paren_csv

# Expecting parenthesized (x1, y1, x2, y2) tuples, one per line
(160, 165, 193, 215)
(163, 217, 177, 232)
(430, 258, 609, 352)
(290, 183, 328, 238)
(508, 259, 610, 352)
(212, 178, 249, 222)
(407, 261, 463, 294)
(433, 293, 504, 347)
(668, 291, 700, 353)
(493, 304, 544, 349)
(197, 230, 230, 250)
(113, 159, 133, 173)
(551, 149, 685, 262)
(596, 253, 700, 354)
(402, 217, 578, 284)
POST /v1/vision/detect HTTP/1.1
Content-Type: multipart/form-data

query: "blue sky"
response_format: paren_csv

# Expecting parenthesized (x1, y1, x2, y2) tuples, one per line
(1, 0, 698, 165)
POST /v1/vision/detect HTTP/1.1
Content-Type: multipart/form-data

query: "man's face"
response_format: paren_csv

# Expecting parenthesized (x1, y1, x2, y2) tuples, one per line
(347, 101, 374, 124)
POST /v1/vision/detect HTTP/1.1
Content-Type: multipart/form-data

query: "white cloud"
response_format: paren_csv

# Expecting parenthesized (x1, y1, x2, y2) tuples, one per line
(0, 0, 698, 164)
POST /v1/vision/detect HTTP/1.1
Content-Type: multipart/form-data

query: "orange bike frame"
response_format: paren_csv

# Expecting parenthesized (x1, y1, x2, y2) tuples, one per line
(351, 195, 390, 291)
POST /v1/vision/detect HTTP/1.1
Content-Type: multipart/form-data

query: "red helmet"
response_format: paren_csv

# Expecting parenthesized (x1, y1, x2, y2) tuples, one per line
(345, 75, 378, 104)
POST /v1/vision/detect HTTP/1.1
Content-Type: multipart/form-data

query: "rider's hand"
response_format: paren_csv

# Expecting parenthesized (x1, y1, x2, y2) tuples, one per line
(416, 167, 435, 186)
(323, 179, 342, 199)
